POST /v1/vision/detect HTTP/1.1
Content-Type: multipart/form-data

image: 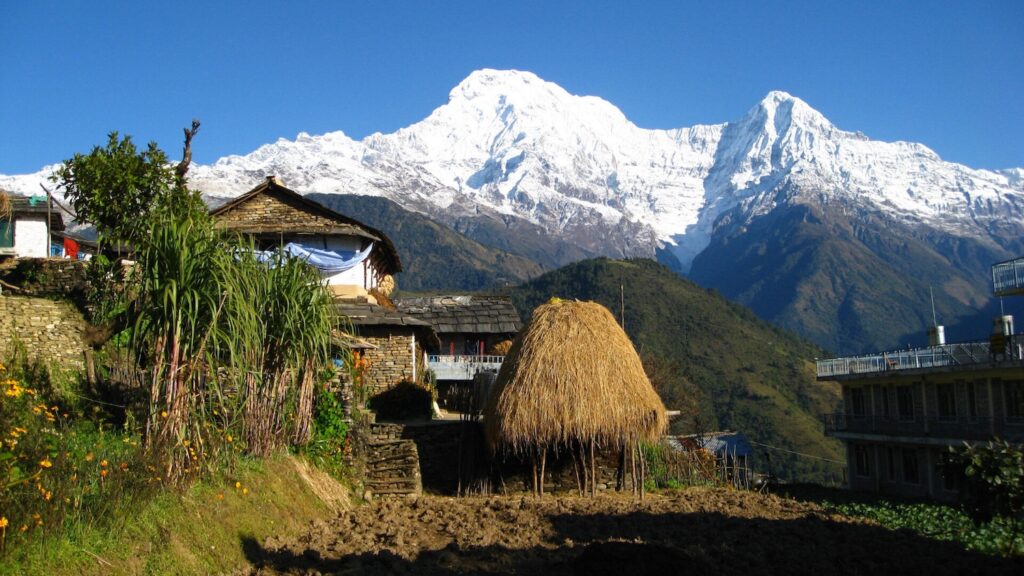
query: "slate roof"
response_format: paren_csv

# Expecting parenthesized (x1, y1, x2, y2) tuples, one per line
(5, 194, 65, 231)
(335, 302, 432, 328)
(393, 295, 522, 335)
(335, 301, 440, 349)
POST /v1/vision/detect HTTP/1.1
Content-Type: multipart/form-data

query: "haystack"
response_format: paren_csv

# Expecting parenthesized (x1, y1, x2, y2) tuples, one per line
(484, 299, 667, 495)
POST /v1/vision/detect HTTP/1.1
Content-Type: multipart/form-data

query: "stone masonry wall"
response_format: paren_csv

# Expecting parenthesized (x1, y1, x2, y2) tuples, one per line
(361, 333, 428, 396)
(0, 295, 88, 370)
(0, 258, 88, 301)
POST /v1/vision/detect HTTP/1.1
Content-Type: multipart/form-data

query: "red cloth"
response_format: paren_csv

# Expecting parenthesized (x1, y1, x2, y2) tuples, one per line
(63, 237, 79, 260)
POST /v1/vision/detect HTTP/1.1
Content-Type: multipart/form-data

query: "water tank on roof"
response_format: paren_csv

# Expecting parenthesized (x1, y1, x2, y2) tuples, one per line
(993, 315, 1014, 337)
(927, 325, 945, 346)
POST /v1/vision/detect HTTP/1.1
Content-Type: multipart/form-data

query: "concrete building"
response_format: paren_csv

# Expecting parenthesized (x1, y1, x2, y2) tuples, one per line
(817, 255, 1024, 501)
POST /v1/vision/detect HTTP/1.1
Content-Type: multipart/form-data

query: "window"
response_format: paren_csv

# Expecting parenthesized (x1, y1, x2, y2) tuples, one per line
(1005, 380, 1024, 421)
(940, 455, 959, 492)
(897, 386, 914, 421)
(937, 383, 956, 421)
(851, 388, 866, 418)
(880, 387, 891, 418)
(855, 445, 871, 477)
(886, 447, 897, 481)
(902, 448, 919, 484)
(0, 220, 13, 249)
(966, 380, 978, 419)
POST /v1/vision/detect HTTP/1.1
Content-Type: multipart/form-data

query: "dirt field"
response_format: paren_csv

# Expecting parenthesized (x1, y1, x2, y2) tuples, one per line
(246, 488, 1021, 575)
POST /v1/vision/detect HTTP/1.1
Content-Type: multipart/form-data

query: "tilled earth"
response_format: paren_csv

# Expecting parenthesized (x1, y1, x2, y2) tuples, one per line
(246, 488, 1021, 575)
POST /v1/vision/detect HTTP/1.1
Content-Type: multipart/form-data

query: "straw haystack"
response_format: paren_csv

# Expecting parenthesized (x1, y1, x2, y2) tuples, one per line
(484, 299, 666, 495)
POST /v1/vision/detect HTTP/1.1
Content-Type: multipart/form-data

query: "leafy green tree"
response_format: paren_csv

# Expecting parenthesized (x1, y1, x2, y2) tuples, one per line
(951, 439, 1024, 555)
(51, 122, 203, 246)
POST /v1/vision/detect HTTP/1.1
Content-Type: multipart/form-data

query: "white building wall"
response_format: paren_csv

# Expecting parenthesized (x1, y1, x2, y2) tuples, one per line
(14, 216, 49, 258)
(312, 235, 381, 289)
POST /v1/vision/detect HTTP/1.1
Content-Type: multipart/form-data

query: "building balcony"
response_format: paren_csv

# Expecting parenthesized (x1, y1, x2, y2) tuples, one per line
(822, 413, 1024, 442)
(993, 256, 1024, 297)
(427, 354, 505, 381)
(816, 335, 1023, 379)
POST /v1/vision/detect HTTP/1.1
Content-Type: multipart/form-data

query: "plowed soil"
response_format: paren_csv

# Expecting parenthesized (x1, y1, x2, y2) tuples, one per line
(246, 488, 1020, 575)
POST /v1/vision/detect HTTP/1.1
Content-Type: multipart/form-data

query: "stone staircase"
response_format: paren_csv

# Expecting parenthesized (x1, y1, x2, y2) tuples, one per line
(363, 422, 422, 498)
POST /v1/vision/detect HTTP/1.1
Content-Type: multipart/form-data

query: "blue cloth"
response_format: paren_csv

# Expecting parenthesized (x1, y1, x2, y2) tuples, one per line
(257, 242, 373, 276)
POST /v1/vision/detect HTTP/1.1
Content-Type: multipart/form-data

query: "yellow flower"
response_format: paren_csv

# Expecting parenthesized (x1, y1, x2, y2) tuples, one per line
(0, 517, 8, 528)
(226, 434, 233, 443)
(100, 460, 108, 467)
(242, 488, 249, 495)
(85, 452, 94, 462)
(235, 481, 241, 489)
(39, 459, 52, 469)
(182, 439, 190, 447)
(161, 411, 168, 418)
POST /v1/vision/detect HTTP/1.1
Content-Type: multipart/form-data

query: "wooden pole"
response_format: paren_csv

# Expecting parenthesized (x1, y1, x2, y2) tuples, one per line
(539, 445, 547, 497)
(630, 440, 638, 496)
(590, 439, 597, 497)
(531, 451, 538, 498)
(571, 440, 583, 496)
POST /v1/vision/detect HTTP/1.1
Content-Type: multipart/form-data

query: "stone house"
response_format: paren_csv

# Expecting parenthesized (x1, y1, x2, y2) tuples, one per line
(394, 295, 521, 381)
(210, 176, 401, 301)
(211, 177, 438, 402)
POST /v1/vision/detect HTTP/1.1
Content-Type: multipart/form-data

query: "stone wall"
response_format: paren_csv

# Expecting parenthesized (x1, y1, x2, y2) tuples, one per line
(360, 331, 428, 396)
(0, 258, 88, 301)
(0, 295, 88, 370)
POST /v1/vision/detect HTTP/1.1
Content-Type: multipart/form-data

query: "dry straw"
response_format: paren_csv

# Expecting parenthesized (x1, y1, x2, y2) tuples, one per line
(0, 189, 11, 221)
(484, 299, 666, 454)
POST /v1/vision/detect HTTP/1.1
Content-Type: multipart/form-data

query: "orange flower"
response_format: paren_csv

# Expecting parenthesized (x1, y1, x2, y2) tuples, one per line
(100, 470, 108, 478)
(39, 459, 52, 469)
(0, 517, 8, 528)
(100, 460, 108, 467)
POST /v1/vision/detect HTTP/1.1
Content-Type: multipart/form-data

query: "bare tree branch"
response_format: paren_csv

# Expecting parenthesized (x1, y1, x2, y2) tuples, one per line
(175, 119, 201, 179)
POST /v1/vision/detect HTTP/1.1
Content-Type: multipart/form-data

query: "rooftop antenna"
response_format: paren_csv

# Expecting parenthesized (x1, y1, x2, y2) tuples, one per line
(927, 287, 946, 346)
(930, 287, 938, 326)
(1000, 297, 1005, 316)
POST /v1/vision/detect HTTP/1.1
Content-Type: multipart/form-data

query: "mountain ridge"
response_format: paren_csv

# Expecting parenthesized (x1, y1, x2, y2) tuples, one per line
(3, 69, 1021, 353)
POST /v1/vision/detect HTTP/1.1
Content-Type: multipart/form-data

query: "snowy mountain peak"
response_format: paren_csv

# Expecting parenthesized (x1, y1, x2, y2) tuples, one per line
(1, 69, 1021, 274)
(742, 90, 834, 138)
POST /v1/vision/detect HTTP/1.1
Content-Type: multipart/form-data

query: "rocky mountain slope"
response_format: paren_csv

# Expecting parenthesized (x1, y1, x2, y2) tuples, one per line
(4, 69, 1021, 352)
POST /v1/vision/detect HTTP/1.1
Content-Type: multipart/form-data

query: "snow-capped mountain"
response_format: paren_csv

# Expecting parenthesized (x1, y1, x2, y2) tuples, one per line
(4, 69, 1022, 352)
(4, 69, 1021, 271)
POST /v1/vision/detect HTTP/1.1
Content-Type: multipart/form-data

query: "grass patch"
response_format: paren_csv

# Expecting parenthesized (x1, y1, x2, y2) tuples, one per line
(2, 453, 350, 575)
(782, 484, 1023, 557)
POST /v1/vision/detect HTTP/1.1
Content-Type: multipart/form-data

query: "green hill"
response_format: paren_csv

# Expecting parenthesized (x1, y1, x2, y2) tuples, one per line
(502, 258, 844, 483)
(307, 193, 546, 291)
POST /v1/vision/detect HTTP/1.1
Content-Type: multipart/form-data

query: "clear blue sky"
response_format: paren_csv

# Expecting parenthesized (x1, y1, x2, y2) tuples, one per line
(2, 1, 1022, 174)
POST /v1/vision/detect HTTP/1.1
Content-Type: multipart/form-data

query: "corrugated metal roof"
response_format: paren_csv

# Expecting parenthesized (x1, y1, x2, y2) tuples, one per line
(666, 431, 752, 457)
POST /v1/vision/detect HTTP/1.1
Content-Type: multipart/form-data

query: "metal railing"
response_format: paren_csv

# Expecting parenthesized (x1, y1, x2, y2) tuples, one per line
(428, 354, 505, 381)
(822, 413, 1024, 442)
(993, 256, 1024, 296)
(816, 336, 1022, 378)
